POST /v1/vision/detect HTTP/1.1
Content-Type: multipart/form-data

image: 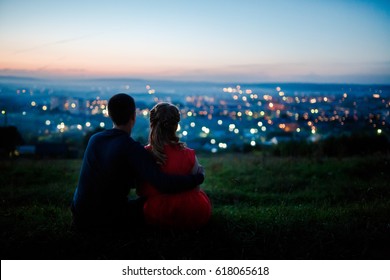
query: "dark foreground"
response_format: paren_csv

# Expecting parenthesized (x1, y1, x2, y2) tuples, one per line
(1, 153, 389, 259)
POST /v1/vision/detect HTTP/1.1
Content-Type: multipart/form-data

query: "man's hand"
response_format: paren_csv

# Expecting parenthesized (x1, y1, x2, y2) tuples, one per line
(191, 156, 205, 185)
(196, 164, 205, 178)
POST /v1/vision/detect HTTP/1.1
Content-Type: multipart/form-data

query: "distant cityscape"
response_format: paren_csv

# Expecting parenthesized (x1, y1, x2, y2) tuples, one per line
(0, 77, 389, 157)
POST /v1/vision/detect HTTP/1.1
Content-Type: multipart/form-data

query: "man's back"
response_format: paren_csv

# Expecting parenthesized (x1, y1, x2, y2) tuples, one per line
(72, 129, 137, 226)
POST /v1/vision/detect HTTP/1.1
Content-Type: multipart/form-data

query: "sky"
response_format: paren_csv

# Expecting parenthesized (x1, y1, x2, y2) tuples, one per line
(0, 0, 390, 84)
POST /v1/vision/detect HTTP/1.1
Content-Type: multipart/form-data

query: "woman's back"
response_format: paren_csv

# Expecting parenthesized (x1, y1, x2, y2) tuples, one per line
(140, 102, 211, 229)
(140, 144, 211, 229)
(138, 145, 195, 197)
(160, 145, 195, 175)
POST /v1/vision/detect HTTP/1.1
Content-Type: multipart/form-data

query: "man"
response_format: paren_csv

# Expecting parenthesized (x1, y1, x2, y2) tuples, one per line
(71, 93, 204, 230)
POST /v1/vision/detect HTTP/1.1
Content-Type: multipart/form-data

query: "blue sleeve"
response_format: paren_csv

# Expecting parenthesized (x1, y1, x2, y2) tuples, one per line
(127, 140, 204, 194)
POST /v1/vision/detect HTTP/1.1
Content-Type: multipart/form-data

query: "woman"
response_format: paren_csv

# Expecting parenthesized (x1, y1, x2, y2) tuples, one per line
(137, 102, 211, 230)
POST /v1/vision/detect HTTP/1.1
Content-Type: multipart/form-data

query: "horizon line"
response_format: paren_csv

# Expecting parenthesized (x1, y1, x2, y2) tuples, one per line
(1, 74, 390, 87)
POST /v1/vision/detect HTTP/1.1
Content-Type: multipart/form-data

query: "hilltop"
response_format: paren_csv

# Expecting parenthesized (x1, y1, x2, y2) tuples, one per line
(1, 153, 389, 259)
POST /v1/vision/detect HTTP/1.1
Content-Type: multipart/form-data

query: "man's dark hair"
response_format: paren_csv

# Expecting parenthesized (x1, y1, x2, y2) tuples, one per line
(108, 93, 136, 125)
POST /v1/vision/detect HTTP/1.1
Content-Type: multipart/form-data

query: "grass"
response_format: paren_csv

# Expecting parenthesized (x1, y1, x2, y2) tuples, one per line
(1, 153, 390, 260)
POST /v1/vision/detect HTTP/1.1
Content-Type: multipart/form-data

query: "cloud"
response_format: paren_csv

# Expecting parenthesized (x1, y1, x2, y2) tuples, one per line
(13, 35, 88, 55)
(0, 67, 87, 79)
(12, 29, 118, 54)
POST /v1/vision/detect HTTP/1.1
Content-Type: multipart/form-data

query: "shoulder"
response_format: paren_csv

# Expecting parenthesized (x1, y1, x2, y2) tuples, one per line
(168, 145, 195, 160)
(183, 146, 195, 157)
(127, 137, 146, 152)
(181, 145, 195, 155)
(164, 144, 192, 152)
(87, 130, 110, 146)
(123, 138, 155, 164)
(89, 129, 106, 139)
(90, 129, 125, 141)
(185, 148, 196, 167)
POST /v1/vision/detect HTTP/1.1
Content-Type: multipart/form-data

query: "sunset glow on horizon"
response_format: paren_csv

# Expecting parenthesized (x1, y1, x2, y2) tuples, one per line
(1, 0, 390, 83)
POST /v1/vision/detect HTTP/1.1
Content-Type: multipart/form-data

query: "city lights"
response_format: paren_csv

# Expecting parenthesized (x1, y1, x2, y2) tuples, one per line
(57, 122, 66, 133)
(1, 80, 388, 155)
(218, 143, 227, 149)
(141, 109, 149, 117)
(201, 126, 210, 134)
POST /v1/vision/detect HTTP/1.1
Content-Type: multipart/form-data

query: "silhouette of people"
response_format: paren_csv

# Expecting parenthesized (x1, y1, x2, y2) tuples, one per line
(71, 94, 204, 230)
(137, 103, 211, 230)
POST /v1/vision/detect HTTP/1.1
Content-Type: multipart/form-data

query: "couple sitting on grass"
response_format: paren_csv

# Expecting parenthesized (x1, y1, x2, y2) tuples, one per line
(71, 93, 211, 231)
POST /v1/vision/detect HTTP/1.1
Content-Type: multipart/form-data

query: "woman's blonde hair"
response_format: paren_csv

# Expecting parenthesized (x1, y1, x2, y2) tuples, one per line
(149, 102, 184, 165)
